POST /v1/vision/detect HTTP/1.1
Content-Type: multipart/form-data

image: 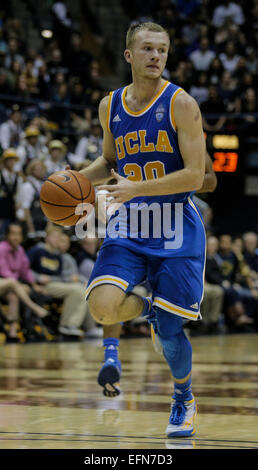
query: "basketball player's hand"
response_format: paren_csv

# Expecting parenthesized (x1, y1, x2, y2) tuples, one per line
(98, 169, 139, 203)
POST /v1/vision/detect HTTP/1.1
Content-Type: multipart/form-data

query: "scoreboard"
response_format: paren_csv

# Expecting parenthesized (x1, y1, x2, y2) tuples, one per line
(205, 131, 258, 233)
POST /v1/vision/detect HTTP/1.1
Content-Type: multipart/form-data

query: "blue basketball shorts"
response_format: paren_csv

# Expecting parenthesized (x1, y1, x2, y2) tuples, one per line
(85, 244, 205, 321)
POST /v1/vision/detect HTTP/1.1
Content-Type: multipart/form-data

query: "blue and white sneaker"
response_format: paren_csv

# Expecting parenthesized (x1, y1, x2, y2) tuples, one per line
(166, 397, 197, 437)
(97, 357, 122, 398)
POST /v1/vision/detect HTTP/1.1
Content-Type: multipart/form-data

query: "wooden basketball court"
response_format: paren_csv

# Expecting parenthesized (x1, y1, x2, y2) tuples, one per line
(0, 334, 257, 449)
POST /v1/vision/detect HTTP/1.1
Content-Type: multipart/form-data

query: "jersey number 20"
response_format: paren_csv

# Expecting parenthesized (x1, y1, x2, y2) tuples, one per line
(123, 161, 165, 181)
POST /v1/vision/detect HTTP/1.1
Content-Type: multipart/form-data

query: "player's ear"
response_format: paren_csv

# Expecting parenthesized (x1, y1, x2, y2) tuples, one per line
(124, 49, 132, 64)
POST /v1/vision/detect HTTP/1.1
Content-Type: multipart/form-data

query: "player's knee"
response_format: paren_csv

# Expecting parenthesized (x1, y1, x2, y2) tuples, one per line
(88, 286, 125, 325)
(155, 307, 184, 339)
(155, 307, 192, 362)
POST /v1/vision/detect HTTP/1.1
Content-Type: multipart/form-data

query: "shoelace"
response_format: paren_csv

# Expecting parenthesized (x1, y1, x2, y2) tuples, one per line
(170, 401, 186, 426)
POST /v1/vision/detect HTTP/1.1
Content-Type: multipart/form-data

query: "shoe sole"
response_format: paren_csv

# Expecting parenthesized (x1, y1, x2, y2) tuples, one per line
(98, 365, 121, 397)
(167, 428, 196, 438)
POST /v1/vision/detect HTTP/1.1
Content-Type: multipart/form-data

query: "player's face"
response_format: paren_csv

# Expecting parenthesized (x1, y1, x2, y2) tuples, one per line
(126, 31, 169, 80)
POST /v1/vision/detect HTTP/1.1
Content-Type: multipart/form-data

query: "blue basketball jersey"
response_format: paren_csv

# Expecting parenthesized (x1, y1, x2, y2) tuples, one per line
(102, 80, 205, 258)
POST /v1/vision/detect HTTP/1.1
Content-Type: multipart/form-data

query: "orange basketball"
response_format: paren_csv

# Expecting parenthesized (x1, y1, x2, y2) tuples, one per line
(40, 170, 95, 226)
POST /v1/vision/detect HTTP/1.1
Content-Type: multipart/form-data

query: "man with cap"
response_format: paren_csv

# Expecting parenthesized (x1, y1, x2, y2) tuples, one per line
(0, 148, 22, 235)
(16, 125, 48, 172)
(44, 139, 66, 177)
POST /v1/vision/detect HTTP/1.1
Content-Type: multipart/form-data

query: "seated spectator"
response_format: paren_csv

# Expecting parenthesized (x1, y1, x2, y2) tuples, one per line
(76, 237, 99, 283)
(0, 148, 23, 236)
(27, 226, 89, 336)
(219, 40, 240, 73)
(201, 85, 227, 131)
(0, 104, 22, 150)
(4, 38, 24, 70)
(50, 82, 70, 126)
(189, 72, 209, 105)
(21, 60, 39, 97)
(232, 236, 254, 288)
(212, 1, 245, 28)
(243, 232, 258, 290)
(208, 56, 224, 86)
(44, 140, 67, 176)
(16, 159, 47, 234)
(74, 119, 103, 164)
(69, 78, 87, 117)
(238, 71, 255, 95)
(170, 60, 193, 92)
(239, 88, 257, 134)
(245, 46, 258, 74)
(218, 70, 238, 112)
(0, 223, 48, 338)
(232, 235, 258, 323)
(16, 126, 48, 172)
(47, 47, 68, 83)
(189, 37, 216, 72)
(59, 232, 102, 337)
(37, 62, 51, 100)
(217, 234, 254, 328)
(200, 236, 224, 333)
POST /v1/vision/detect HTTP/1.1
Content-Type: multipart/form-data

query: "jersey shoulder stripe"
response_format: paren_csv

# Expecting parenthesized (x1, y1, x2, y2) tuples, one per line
(169, 87, 184, 132)
(106, 91, 114, 132)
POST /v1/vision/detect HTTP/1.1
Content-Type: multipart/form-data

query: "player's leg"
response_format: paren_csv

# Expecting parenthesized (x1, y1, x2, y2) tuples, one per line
(155, 308, 196, 437)
(98, 323, 122, 397)
(88, 284, 151, 395)
(148, 254, 205, 437)
(85, 244, 151, 395)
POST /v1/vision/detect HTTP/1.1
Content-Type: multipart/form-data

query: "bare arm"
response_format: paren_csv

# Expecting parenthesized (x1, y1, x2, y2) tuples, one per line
(78, 96, 117, 184)
(197, 151, 217, 193)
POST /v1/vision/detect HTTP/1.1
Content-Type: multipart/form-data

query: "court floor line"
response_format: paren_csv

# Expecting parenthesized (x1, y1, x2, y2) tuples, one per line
(0, 437, 256, 449)
(0, 431, 257, 446)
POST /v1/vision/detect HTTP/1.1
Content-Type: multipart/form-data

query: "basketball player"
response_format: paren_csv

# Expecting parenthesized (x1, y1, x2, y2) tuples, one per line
(79, 22, 207, 437)
(95, 150, 216, 400)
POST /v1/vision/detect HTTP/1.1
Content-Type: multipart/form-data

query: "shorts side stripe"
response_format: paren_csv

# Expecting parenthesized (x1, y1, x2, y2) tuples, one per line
(85, 275, 129, 299)
(153, 297, 199, 321)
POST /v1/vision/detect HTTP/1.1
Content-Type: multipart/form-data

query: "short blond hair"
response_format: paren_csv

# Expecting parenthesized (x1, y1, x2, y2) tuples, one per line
(126, 22, 169, 49)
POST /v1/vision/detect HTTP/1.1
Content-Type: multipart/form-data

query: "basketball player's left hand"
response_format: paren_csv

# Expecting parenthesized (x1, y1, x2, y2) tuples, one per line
(98, 169, 139, 203)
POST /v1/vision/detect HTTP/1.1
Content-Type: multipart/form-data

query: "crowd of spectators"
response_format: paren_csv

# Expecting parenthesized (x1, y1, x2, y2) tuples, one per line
(0, 1, 257, 343)
(125, 0, 258, 134)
